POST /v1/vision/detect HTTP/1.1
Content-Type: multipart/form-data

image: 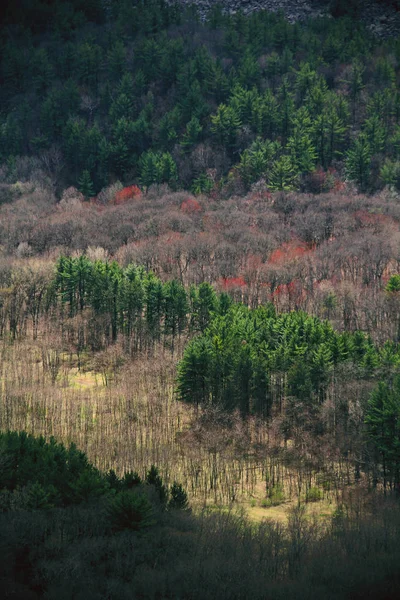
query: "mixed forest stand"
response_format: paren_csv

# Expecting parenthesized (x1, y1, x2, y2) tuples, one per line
(0, 254, 399, 509)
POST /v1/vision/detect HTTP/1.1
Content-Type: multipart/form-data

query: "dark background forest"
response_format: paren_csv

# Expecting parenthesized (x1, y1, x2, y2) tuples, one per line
(3, 0, 400, 196)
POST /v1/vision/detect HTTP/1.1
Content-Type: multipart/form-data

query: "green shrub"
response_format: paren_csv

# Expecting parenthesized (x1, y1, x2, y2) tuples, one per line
(168, 482, 189, 510)
(106, 491, 155, 531)
(269, 484, 285, 506)
(305, 487, 322, 503)
(316, 474, 332, 491)
(262, 484, 286, 507)
(385, 274, 400, 292)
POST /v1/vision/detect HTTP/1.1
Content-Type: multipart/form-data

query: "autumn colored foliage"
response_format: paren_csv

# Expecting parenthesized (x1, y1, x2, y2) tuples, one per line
(114, 186, 142, 205)
(220, 277, 247, 290)
(353, 210, 395, 229)
(268, 240, 314, 265)
(181, 198, 202, 214)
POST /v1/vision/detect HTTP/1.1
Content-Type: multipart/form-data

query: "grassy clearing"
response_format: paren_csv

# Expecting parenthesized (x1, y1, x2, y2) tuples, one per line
(66, 369, 103, 389)
(246, 498, 337, 523)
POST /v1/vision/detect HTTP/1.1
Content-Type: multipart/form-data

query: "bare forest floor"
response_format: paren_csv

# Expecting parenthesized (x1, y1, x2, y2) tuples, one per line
(0, 327, 366, 521)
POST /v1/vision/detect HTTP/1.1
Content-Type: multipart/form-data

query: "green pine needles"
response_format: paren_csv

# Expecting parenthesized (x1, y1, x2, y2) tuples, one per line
(4, 2, 400, 194)
(365, 376, 400, 490)
(0, 431, 190, 520)
(54, 256, 223, 348)
(176, 304, 397, 417)
(106, 491, 155, 531)
(55, 256, 400, 422)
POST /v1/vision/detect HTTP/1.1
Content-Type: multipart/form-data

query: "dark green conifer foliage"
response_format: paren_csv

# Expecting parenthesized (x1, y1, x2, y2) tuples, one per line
(78, 169, 94, 198)
(386, 274, 400, 292)
(287, 128, 316, 174)
(211, 104, 242, 149)
(122, 471, 142, 489)
(345, 134, 372, 191)
(107, 492, 155, 531)
(365, 377, 400, 490)
(0, 431, 106, 506)
(269, 155, 298, 191)
(346, 61, 365, 124)
(191, 282, 218, 332)
(181, 117, 203, 151)
(1, 1, 400, 194)
(238, 138, 279, 187)
(191, 172, 214, 195)
(177, 304, 394, 417)
(168, 482, 189, 510)
(146, 465, 168, 505)
(364, 114, 386, 155)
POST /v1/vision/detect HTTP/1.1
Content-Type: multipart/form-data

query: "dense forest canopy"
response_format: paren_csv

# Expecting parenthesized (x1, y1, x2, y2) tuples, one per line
(3, 0, 400, 196)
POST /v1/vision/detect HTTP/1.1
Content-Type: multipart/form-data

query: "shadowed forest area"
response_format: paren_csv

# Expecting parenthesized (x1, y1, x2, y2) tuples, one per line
(0, 1, 400, 599)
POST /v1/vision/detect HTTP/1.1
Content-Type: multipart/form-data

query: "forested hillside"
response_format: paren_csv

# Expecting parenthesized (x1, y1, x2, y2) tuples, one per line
(1, 2, 400, 599)
(3, 0, 400, 195)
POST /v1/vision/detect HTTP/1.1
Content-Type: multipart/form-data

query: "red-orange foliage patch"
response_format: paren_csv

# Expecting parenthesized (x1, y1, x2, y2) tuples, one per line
(268, 240, 313, 265)
(114, 185, 142, 205)
(181, 198, 202, 214)
(220, 276, 247, 290)
(273, 284, 287, 297)
(333, 178, 346, 192)
(287, 280, 302, 294)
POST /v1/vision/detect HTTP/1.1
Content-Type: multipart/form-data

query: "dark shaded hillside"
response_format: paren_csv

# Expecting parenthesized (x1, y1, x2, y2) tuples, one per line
(1, 432, 399, 600)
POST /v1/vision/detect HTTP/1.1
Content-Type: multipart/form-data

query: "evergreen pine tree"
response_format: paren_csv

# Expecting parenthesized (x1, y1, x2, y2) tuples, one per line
(365, 378, 400, 490)
(345, 134, 371, 192)
(363, 114, 386, 155)
(168, 482, 189, 510)
(269, 155, 298, 191)
(78, 170, 95, 198)
(146, 465, 168, 505)
(287, 130, 316, 174)
(211, 104, 241, 149)
(181, 116, 203, 151)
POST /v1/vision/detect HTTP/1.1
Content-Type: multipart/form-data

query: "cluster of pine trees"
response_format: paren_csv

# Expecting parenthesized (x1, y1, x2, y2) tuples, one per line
(54, 255, 229, 349)
(2, 0, 400, 194)
(176, 304, 389, 412)
(0, 430, 188, 513)
(175, 303, 400, 490)
(52, 256, 400, 490)
(174, 298, 400, 490)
